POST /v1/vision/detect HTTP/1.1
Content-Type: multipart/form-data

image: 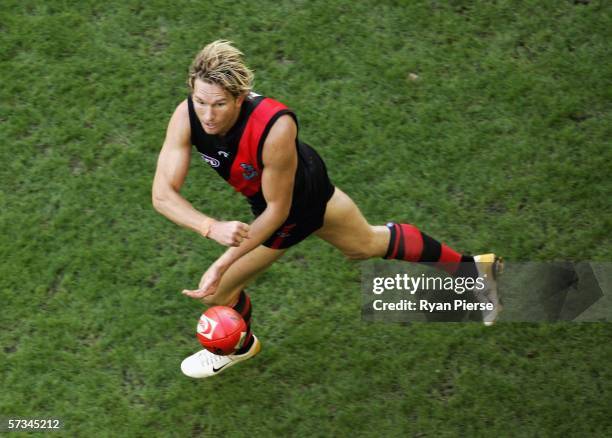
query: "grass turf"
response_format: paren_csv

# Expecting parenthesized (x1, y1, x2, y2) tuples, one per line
(1, 0, 611, 436)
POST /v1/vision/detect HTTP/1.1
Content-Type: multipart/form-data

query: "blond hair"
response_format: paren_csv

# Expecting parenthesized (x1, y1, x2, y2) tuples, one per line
(187, 40, 254, 97)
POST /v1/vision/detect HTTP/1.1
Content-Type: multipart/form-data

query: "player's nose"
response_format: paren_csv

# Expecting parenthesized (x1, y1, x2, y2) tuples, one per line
(203, 106, 214, 122)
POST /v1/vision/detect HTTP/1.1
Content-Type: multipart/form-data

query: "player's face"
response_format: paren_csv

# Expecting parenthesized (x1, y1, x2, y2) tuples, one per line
(192, 79, 245, 136)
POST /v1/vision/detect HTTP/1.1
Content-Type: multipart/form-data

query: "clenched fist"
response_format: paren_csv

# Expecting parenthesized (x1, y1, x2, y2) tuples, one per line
(204, 220, 250, 247)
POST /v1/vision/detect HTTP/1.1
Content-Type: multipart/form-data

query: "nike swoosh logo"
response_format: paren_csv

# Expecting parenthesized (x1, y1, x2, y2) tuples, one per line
(212, 363, 230, 373)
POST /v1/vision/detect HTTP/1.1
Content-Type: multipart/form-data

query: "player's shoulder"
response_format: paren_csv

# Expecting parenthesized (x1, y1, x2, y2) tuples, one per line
(172, 99, 190, 122)
(165, 99, 191, 145)
(264, 113, 297, 149)
(169, 99, 191, 129)
(249, 92, 287, 115)
(270, 113, 296, 132)
(249, 93, 295, 127)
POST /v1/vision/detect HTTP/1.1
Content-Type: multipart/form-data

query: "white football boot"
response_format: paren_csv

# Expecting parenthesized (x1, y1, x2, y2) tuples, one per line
(474, 254, 504, 326)
(181, 336, 261, 378)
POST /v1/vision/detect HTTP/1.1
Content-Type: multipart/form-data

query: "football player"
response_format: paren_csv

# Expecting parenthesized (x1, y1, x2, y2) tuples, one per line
(152, 40, 502, 378)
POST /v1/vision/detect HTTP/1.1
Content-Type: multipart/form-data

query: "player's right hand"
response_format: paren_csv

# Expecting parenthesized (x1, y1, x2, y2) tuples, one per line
(207, 220, 250, 247)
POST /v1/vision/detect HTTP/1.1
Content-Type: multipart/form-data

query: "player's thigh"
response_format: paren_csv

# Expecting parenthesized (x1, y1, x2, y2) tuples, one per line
(203, 245, 286, 306)
(314, 188, 389, 259)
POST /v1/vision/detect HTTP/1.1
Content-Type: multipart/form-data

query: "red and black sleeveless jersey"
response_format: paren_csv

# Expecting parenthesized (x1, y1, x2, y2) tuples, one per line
(187, 93, 334, 216)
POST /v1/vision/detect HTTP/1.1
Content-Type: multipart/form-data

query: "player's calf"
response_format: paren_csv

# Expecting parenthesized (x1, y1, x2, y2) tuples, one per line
(231, 290, 255, 354)
(202, 289, 255, 353)
(383, 222, 478, 278)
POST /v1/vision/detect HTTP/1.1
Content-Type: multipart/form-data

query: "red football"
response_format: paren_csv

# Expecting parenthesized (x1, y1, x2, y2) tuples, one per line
(196, 306, 248, 356)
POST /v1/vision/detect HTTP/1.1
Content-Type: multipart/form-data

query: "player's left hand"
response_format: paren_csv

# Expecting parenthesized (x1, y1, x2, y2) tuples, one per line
(182, 265, 224, 299)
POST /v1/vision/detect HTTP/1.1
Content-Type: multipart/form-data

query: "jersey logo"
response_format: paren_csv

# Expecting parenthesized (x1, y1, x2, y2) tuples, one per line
(276, 223, 296, 238)
(199, 152, 220, 168)
(240, 163, 259, 180)
(218, 151, 230, 158)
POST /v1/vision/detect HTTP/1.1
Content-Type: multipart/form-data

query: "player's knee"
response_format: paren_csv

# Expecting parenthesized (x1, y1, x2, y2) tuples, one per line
(342, 234, 380, 260)
(200, 288, 242, 307)
(344, 250, 370, 260)
(200, 295, 219, 306)
(345, 248, 376, 260)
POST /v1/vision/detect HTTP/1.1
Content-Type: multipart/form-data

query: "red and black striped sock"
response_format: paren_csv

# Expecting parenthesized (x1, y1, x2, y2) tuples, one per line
(384, 222, 478, 278)
(232, 290, 254, 355)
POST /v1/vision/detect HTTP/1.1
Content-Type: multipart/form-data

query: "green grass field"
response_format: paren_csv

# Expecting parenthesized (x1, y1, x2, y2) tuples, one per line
(1, 0, 611, 436)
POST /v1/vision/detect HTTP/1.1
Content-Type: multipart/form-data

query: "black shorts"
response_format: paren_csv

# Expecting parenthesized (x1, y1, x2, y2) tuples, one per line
(263, 185, 335, 249)
(257, 142, 335, 249)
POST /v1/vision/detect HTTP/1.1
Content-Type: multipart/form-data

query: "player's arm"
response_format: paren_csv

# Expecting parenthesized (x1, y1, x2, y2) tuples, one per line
(213, 114, 297, 268)
(182, 115, 297, 298)
(152, 101, 249, 246)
